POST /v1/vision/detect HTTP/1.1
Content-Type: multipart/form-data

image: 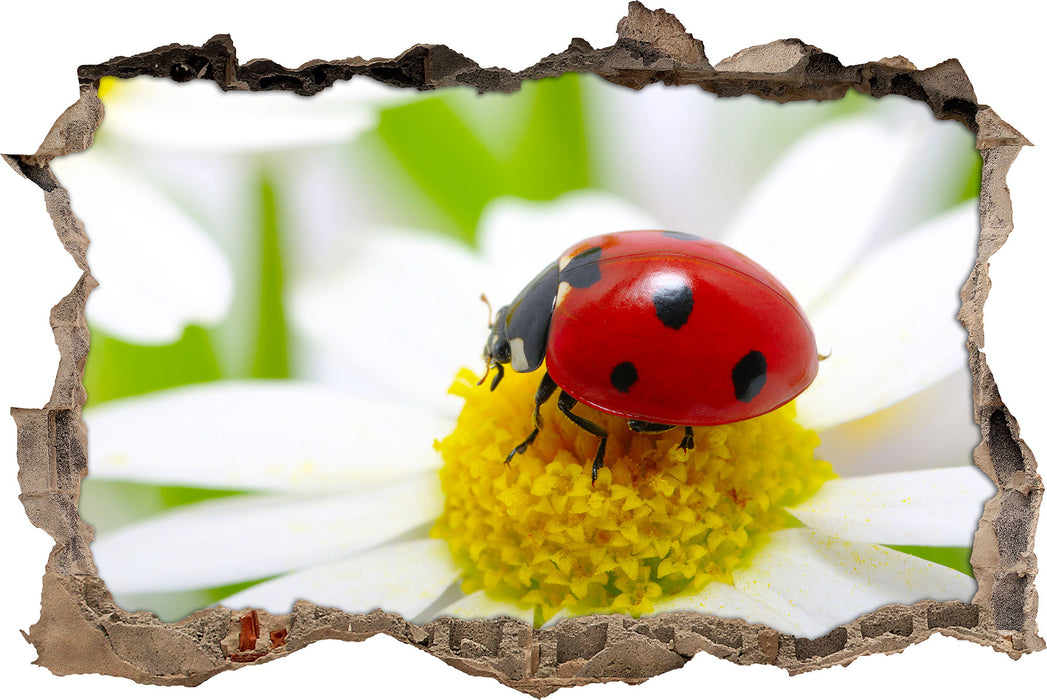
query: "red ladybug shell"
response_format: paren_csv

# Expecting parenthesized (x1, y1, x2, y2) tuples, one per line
(544, 230, 818, 426)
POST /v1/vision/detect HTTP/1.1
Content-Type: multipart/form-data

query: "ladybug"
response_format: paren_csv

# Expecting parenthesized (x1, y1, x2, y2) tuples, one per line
(480, 230, 820, 483)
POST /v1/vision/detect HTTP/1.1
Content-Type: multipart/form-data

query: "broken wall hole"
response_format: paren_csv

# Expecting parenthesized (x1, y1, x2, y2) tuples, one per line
(8, 2, 1041, 694)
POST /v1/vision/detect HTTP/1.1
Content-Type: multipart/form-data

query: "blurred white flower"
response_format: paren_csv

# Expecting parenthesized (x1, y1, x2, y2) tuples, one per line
(50, 75, 410, 345)
(95, 75, 410, 153)
(51, 152, 235, 344)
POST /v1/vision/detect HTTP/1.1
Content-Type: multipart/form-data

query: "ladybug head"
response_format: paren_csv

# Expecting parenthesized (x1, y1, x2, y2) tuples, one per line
(481, 305, 511, 390)
(479, 260, 559, 391)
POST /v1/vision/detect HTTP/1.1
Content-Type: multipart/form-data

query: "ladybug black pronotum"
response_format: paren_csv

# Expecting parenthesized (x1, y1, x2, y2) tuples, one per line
(480, 230, 820, 482)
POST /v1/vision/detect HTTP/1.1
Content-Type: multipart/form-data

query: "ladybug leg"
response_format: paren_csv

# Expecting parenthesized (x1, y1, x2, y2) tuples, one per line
(504, 372, 558, 465)
(489, 363, 505, 391)
(556, 392, 608, 484)
(477, 361, 505, 391)
(679, 426, 694, 451)
(627, 421, 694, 453)
(626, 419, 674, 433)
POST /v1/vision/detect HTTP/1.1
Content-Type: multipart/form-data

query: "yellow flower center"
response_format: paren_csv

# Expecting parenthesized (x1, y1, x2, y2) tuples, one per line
(431, 367, 835, 625)
(97, 76, 121, 102)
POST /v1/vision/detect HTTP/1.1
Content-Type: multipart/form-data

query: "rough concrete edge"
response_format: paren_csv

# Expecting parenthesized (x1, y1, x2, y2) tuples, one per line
(6, 1, 1041, 695)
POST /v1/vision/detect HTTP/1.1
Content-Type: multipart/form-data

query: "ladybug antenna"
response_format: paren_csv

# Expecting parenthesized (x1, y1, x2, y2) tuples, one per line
(818, 349, 832, 362)
(480, 293, 493, 328)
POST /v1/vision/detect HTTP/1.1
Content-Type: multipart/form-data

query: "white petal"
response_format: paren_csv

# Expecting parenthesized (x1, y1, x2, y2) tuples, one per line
(649, 581, 799, 634)
(816, 369, 981, 478)
(435, 590, 535, 625)
(788, 467, 995, 546)
(221, 539, 461, 618)
(477, 191, 666, 305)
(587, 83, 716, 232)
(722, 117, 922, 308)
(84, 380, 450, 490)
(733, 529, 976, 639)
(289, 228, 484, 413)
(797, 202, 978, 429)
(861, 96, 979, 240)
(91, 472, 442, 594)
(51, 152, 233, 344)
(99, 75, 408, 153)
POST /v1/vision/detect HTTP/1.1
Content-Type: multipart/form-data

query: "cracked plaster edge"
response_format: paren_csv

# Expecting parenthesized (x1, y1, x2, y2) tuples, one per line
(5, 1, 1042, 694)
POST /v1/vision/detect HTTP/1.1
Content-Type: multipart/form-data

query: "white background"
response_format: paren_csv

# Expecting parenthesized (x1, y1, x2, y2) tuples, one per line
(1, 0, 1044, 697)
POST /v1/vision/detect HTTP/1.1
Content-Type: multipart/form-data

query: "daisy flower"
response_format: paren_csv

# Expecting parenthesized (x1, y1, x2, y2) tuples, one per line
(83, 126, 992, 640)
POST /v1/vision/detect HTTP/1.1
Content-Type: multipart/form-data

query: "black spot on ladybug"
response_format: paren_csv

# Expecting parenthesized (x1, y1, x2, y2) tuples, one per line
(610, 361, 639, 393)
(651, 278, 694, 330)
(661, 231, 703, 241)
(561, 247, 602, 288)
(732, 350, 767, 402)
